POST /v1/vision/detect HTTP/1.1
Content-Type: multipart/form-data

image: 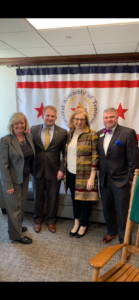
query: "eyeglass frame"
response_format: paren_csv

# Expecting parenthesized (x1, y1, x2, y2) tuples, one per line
(74, 118, 86, 122)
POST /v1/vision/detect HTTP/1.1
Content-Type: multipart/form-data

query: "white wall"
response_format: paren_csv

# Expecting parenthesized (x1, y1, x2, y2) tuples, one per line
(0, 66, 17, 138)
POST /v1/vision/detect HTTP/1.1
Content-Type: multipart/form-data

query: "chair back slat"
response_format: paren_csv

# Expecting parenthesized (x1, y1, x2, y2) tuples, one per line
(128, 245, 139, 256)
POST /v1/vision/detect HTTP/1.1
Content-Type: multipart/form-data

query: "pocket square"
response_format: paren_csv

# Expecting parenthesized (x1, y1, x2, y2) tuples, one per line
(116, 140, 122, 145)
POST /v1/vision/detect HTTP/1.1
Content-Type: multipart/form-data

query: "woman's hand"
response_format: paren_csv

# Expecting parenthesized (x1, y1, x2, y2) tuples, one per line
(86, 170, 96, 191)
(86, 177, 95, 191)
(7, 189, 14, 194)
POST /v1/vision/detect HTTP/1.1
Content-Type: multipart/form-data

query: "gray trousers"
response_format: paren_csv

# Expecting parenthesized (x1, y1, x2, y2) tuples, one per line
(32, 174, 61, 225)
(3, 176, 29, 241)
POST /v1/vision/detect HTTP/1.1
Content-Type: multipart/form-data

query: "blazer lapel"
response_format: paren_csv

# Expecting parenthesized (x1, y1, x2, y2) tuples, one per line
(50, 124, 59, 146)
(35, 124, 44, 150)
(107, 124, 121, 151)
(98, 129, 105, 156)
(10, 134, 24, 158)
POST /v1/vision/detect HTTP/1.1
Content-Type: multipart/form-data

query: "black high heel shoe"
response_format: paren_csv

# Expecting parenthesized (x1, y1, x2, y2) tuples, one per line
(75, 226, 88, 238)
(69, 226, 80, 237)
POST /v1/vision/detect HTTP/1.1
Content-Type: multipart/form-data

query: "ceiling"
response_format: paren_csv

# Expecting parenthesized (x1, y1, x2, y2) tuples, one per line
(0, 18, 139, 61)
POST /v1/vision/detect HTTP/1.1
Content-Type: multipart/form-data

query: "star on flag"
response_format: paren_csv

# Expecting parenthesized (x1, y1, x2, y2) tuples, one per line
(71, 102, 87, 111)
(35, 102, 44, 118)
(116, 103, 128, 120)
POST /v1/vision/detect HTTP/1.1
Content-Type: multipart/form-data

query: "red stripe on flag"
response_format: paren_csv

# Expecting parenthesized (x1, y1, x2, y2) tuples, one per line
(17, 80, 139, 89)
(137, 134, 139, 141)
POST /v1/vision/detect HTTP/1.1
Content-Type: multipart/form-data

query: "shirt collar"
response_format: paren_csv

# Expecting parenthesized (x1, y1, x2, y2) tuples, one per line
(105, 125, 117, 134)
(111, 125, 117, 133)
(43, 123, 54, 130)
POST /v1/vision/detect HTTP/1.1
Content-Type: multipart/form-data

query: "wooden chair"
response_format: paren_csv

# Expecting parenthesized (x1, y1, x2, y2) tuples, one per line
(89, 169, 139, 282)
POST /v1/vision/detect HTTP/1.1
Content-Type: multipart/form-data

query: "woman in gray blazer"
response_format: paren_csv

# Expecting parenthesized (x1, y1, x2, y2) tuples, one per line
(0, 112, 35, 244)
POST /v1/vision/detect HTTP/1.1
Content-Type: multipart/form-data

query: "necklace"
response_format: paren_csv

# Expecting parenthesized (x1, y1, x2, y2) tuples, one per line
(17, 135, 27, 147)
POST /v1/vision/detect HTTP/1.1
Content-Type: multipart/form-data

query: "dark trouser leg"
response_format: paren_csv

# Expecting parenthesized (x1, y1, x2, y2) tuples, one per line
(112, 182, 131, 244)
(45, 178, 61, 224)
(32, 175, 45, 224)
(81, 201, 92, 227)
(100, 176, 131, 243)
(100, 184, 118, 237)
(67, 171, 91, 226)
(67, 171, 82, 219)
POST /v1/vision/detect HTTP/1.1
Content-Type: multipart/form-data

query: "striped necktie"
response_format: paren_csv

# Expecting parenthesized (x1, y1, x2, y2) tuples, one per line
(45, 127, 50, 150)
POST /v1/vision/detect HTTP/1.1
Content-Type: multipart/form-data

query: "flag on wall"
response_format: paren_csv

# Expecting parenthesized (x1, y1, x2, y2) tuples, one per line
(16, 65, 139, 142)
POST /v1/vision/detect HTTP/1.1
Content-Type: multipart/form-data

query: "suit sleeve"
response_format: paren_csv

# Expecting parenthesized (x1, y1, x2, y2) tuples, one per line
(0, 137, 13, 190)
(59, 130, 67, 173)
(126, 129, 139, 181)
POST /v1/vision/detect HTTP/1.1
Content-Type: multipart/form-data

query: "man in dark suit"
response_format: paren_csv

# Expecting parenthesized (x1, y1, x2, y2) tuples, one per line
(31, 105, 67, 233)
(98, 107, 138, 248)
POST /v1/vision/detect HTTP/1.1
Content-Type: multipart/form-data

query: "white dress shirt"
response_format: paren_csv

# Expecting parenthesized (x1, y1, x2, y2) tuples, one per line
(67, 132, 79, 174)
(103, 126, 117, 155)
(41, 123, 54, 147)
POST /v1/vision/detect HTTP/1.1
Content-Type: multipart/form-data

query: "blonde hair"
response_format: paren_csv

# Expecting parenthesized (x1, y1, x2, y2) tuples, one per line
(7, 112, 30, 134)
(68, 108, 90, 130)
(43, 105, 57, 116)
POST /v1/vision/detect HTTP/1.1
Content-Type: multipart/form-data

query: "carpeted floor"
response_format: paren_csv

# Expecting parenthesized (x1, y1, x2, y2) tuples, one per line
(0, 210, 139, 282)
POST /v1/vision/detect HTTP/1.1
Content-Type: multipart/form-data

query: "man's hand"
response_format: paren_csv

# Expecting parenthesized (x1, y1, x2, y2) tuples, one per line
(57, 171, 64, 181)
(7, 188, 14, 194)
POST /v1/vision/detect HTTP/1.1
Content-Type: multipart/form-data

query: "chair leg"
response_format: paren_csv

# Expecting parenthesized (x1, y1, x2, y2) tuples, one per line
(135, 225, 139, 248)
(92, 269, 100, 282)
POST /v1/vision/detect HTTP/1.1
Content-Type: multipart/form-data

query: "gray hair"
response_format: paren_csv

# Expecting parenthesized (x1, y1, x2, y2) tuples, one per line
(43, 105, 57, 116)
(7, 112, 30, 134)
(103, 107, 118, 117)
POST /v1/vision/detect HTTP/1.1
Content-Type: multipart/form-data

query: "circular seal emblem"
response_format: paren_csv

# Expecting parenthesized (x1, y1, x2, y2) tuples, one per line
(61, 89, 98, 127)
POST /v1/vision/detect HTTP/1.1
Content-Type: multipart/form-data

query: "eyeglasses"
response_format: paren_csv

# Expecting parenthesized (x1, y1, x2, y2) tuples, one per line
(74, 118, 86, 122)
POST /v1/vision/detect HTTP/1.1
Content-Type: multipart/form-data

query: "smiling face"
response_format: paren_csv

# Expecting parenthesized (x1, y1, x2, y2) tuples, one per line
(103, 111, 118, 129)
(73, 113, 86, 130)
(12, 117, 26, 135)
(42, 108, 57, 127)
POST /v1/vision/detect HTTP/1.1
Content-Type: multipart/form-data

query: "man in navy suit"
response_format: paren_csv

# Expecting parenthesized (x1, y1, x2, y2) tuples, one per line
(97, 107, 138, 248)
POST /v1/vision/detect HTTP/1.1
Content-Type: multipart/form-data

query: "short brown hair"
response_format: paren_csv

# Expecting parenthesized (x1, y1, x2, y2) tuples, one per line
(68, 108, 90, 130)
(43, 105, 57, 116)
(103, 107, 118, 117)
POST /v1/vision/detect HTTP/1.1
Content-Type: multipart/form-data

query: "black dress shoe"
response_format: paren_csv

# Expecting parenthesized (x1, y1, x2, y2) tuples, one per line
(69, 226, 80, 237)
(18, 236, 32, 244)
(22, 227, 27, 232)
(75, 226, 88, 238)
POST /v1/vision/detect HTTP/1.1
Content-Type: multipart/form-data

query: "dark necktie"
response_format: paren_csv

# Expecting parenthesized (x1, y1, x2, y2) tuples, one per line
(103, 128, 112, 134)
